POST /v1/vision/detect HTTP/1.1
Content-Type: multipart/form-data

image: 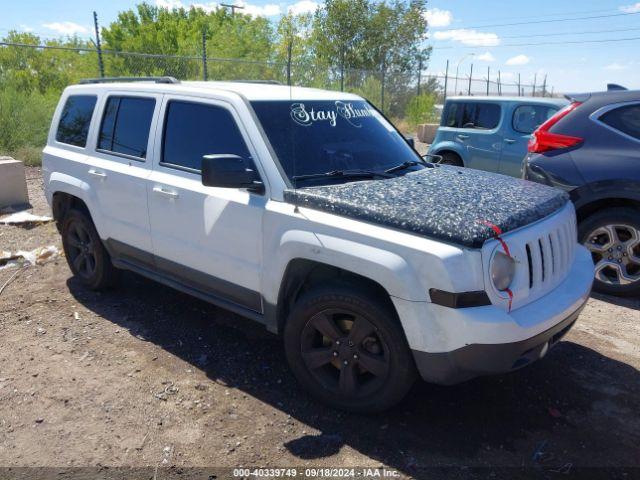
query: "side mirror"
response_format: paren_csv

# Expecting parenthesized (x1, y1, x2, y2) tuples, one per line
(405, 136, 415, 148)
(201, 154, 263, 193)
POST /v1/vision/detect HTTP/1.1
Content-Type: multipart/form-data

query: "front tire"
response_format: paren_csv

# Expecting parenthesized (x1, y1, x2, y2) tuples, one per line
(579, 207, 640, 297)
(438, 152, 463, 167)
(61, 209, 119, 290)
(284, 284, 416, 413)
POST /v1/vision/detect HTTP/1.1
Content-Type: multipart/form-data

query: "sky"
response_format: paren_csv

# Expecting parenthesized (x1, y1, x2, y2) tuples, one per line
(1, 0, 639, 93)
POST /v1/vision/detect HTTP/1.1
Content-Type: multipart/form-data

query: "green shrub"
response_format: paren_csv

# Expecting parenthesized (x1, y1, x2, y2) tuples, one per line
(0, 87, 58, 165)
(405, 92, 437, 128)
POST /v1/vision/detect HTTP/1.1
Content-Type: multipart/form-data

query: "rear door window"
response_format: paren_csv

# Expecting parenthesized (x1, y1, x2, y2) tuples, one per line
(600, 104, 640, 140)
(461, 103, 501, 130)
(512, 105, 559, 134)
(161, 100, 251, 172)
(56, 95, 97, 147)
(98, 96, 156, 159)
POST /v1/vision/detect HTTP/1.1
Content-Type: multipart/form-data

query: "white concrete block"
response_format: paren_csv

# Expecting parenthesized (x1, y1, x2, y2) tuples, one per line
(0, 157, 30, 209)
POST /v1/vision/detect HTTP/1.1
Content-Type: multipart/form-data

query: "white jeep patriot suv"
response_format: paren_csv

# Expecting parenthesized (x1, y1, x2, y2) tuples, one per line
(43, 77, 594, 412)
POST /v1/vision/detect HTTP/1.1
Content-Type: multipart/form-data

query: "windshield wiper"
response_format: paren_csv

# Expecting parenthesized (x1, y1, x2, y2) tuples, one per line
(292, 169, 394, 182)
(384, 161, 421, 174)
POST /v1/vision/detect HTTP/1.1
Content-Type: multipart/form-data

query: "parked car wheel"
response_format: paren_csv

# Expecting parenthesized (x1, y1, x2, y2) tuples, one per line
(62, 209, 119, 290)
(579, 207, 640, 297)
(438, 152, 463, 167)
(284, 284, 416, 413)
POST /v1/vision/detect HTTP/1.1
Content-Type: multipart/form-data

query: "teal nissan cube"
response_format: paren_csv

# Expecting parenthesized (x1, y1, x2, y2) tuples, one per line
(428, 96, 567, 178)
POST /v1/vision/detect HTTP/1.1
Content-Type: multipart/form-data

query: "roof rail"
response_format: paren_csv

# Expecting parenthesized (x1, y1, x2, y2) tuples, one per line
(230, 80, 283, 85)
(78, 76, 180, 85)
(607, 83, 627, 91)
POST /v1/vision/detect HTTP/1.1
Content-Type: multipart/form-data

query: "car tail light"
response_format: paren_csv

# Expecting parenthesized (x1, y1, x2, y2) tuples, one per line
(528, 102, 583, 153)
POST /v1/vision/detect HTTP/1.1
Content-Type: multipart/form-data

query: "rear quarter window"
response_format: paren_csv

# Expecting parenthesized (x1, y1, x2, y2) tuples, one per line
(600, 104, 640, 140)
(512, 105, 559, 134)
(56, 95, 97, 147)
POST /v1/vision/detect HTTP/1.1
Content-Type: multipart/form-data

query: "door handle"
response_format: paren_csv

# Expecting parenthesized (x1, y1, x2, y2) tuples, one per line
(456, 134, 469, 140)
(153, 186, 179, 199)
(504, 138, 516, 144)
(88, 169, 107, 178)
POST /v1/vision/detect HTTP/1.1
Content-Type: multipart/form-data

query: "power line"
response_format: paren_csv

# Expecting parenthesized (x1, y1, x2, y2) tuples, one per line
(498, 26, 640, 40)
(439, 11, 640, 30)
(432, 36, 640, 50)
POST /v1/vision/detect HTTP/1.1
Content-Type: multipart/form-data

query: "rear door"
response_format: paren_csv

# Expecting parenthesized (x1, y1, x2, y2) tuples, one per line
(500, 103, 560, 177)
(452, 101, 502, 172)
(85, 91, 161, 266)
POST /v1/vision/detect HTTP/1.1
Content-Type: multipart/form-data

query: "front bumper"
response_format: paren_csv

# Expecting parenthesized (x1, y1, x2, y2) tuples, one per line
(411, 300, 586, 385)
(394, 245, 593, 385)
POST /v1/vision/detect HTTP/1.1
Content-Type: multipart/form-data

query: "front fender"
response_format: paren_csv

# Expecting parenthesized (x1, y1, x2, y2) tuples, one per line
(262, 229, 426, 307)
(430, 141, 466, 164)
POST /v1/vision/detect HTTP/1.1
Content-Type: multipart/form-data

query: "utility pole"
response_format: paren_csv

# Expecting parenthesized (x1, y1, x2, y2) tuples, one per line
(221, 3, 244, 15)
(93, 11, 104, 78)
(201, 28, 208, 81)
(467, 63, 473, 95)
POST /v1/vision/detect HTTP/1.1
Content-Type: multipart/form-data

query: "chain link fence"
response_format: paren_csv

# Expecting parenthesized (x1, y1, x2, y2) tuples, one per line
(1, 40, 555, 112)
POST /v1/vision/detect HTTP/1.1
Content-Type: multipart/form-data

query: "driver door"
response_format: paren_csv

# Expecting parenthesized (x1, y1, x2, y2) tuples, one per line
(147, 96, 265, 313)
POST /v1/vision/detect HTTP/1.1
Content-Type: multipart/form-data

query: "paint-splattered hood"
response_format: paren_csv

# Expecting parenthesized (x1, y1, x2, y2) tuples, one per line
(284, 165, 569, 249)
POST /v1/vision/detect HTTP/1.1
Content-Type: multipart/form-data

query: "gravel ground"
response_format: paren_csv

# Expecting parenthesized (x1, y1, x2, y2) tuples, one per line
(0, 168, 638, 479)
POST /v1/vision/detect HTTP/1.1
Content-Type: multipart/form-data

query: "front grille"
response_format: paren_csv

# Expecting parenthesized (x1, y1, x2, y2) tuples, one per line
(524, 211, 576, 295)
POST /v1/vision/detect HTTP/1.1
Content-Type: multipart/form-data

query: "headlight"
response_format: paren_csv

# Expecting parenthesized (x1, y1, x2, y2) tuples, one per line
(490, 251, 515, 291)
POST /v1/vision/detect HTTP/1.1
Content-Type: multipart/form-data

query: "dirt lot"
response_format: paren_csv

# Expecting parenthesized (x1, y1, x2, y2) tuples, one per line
(0, 168, 639, 479)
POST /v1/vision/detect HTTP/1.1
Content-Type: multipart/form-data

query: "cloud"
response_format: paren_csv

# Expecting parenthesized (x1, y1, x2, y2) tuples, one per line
(236, 1, 281, 16)
(156, 0, 186, 8)
(42, 21, 89, 35)
(424, 8, 453, 28)
(477, 52, 495, 62)
(287, 0, 319, 15)
(433, 29, 500, 46)
(506, 54, 531, 66)
(605, 62, 630, 70)
(620, 2, 640, 13)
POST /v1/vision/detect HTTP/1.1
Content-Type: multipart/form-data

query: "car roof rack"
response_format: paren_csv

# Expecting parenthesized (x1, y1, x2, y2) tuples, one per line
(229, 80, 283, 85)
(78, 76, 180, 85)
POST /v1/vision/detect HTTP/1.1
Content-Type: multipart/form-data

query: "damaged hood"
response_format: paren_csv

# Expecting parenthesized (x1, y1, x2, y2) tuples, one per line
(284, 165, 569, 248)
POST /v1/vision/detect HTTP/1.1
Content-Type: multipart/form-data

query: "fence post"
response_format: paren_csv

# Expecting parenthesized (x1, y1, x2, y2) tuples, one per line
(486, 66, 490, 95)
(417, 56, 422, 96)
(542, 74, 548, 97)
(93, 11, 104, 78)
(518, 73, 521, 97)
(467, 63, 473, 96)
(533, 73, 537, 97)
(340, 49, 345, 92)
(201, 29, 208, 81)
(286, 39, 292, 86)
(443, 59, 449, 101)
(380, 56, 386, 113)
(498, 70, 502, 96)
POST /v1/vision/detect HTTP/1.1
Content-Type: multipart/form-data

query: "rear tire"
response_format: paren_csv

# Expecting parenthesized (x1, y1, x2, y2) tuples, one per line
(439, 152, 463, 167)
(61, 209, 119, 290)
(283, 284, 416, 413)
(579, 207, 640, 297)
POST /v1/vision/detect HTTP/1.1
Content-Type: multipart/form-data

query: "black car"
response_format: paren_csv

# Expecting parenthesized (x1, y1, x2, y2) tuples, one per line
(524, 86, 640, 297)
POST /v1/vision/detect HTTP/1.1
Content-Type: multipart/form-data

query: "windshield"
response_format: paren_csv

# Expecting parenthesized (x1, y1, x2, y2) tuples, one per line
(250, 100, 424, 187)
